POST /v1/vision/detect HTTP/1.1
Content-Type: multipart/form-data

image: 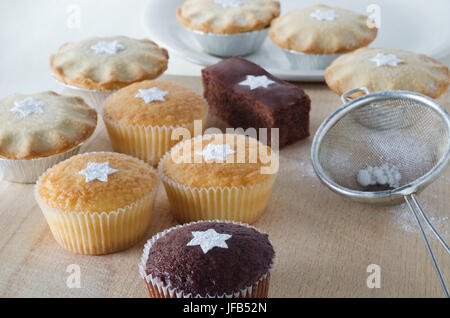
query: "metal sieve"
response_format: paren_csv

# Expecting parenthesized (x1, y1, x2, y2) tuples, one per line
(311, 87, 450, 297)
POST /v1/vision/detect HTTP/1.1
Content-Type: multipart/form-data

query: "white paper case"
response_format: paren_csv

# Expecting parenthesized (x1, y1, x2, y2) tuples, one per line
(103, 112, 208, 166)
(34, 151, 159, 255)
(189, 28, 268, 57)
(157, 135, 278, 224)
(138, 219, 274, 298)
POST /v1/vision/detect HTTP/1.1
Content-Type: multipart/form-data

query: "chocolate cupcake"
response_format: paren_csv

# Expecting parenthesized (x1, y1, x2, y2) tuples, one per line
(139, 220, 275, 298)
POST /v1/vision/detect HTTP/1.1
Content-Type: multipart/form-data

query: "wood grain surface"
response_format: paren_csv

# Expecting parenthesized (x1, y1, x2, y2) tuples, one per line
(0, 75, 448, 298)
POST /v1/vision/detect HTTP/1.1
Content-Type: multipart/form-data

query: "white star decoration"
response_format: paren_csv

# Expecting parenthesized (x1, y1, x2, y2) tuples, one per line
(135, 87, 168, 103)
(90, 40, 125, 55)
(11, 97, 44, 117)
(214, 0, 244, 9)
(239, 75, 275, 90)
(195, 143, 235, 162)
(369, 53, 404, 67)
(187, 229, 232, 254)
(78, 162, 118, 183)
(310, 9, 339, 21)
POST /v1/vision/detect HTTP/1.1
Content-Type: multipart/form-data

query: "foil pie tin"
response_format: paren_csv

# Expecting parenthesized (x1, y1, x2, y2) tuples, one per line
(189, 28, 268, 57)
(53, 77, 115, 111)
(0, 141, 88, 184)
(282, 48, 341, 70)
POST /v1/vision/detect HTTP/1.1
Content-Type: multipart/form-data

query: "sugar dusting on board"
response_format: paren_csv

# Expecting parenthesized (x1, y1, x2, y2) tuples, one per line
(387, 200, 449, 239)
(299, 160, 316, 178)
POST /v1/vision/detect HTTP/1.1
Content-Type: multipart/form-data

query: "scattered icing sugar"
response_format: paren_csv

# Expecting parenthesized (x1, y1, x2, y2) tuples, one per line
(135, 87, 168, 103)
(11, 97, 44, 117)
(357, 164, 402, 188)
(186, 229, 232, 254)
(388, 201, 449, 238)
(238, 75, 275, 90)
(90, 40, 125, 55)
(214, 0, 244, 9)
(299, 161, 316, 178)
(78, 162, 118, 183)
(310, 9, 339, 21)
(196, 144, 235, 162)
(369, 53, 404, 67)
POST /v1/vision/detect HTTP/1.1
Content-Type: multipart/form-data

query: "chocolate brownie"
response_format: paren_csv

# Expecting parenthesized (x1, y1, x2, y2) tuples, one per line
(202, 57, 311, 148)
(145, 221, 274, 297)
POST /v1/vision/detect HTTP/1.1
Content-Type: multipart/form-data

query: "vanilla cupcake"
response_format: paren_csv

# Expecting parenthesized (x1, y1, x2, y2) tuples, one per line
(177, 0, 280, 56)
(269, 4, 378, 69)
(0, 91, 97, 183)
(103, 80, 208, 166)
(158, 133, 278, 223)
(50, 36, 169, 109)
(139, 220, 275, 298)
(325, 47, 450, 98)
(35, 152, 158, 255)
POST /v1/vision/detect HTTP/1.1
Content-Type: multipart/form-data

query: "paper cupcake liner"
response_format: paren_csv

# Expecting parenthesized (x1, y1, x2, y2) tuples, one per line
(189, 28, 268, 57)
(0, 140, 89, 184)
(34, 152, 158, 255)
(157, 135, 278, 224)
(282, 48, 340, 70)
(138, 220, 274, 298)
(103, 112, 208, 167)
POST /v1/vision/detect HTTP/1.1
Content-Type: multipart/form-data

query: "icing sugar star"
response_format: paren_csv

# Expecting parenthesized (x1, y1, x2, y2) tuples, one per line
(187, 229, 232, 254)
(11, 97, 44, 117)
(90, 40, 125, 55)
(78, 162, 118, 183)
(239, 75, 275, 90)
(195, 143, 235, 162)
(369, 53, 404, 67)
(310, 9, 339, 21)
(214, 0, 244, 9)
(135, 87, 168, 103)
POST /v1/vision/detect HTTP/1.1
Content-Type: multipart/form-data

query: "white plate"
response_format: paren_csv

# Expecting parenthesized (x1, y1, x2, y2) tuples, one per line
(143, 0, 450, 82)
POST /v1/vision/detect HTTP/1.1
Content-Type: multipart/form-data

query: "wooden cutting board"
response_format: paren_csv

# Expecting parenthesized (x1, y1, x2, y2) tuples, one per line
(0, 75, 448, 298)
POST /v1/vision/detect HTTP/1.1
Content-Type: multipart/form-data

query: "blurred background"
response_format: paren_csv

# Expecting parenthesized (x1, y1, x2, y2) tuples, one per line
(0, 0, 449, 97)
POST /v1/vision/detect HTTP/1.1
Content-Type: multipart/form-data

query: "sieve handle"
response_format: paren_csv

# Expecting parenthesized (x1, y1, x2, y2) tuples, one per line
(410, 194, 450, 254)
(341, 87, 370, 104)
(404, 194, 449, 298)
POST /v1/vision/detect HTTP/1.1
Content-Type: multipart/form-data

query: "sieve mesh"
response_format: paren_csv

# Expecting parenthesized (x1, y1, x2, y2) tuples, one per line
(318, 97, 449, 192)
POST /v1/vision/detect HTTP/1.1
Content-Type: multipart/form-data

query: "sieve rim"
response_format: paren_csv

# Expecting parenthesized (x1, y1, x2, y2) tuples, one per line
(311, 89, 450, 202)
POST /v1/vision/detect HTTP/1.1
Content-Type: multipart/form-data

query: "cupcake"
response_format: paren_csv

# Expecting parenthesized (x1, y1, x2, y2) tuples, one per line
(50, 36, 169, 109)
(158, 133, 278, 223)
(139, 220, 275, 298)
(0, 91, 97, 183)
(325, 47, 450, 98)
(177, 0, 280, 57)
(269, 4, 378, 69)
(103, 80, 208, 166)
(35, 152, 158, 255)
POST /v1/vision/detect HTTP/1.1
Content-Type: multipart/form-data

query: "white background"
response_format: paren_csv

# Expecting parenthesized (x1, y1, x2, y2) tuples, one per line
(0, 0, 449, 97)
